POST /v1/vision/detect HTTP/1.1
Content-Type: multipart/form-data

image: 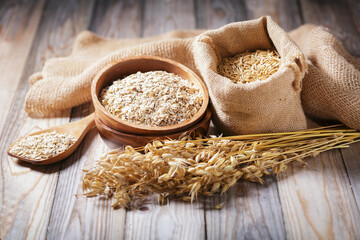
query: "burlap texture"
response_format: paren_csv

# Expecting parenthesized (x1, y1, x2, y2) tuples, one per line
(193, 17, 307, 134)
(25, 16, 359, 134)
(26, 30, 203, 116)
(289, 25, 360, 130)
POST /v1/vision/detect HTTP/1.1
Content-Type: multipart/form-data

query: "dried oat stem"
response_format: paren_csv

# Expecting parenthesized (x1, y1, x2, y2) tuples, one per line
(82, 125, 360, 209)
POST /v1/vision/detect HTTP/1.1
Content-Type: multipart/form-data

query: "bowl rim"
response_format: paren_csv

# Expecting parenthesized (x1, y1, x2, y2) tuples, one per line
(95, 107, 212, 138)
(94, 108, 211, 147)
(91, 55, 209, 133)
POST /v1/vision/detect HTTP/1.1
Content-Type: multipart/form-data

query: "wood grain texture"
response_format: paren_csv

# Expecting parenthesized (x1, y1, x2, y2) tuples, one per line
(89, 0, 142, 38)
(346, 0, 360, 30)
(277, 150, 360, 239)
(126, 200, 205, 240)
(197, 2, 287, 239)
(195, 0, 247, 29)
(46, 0, 143, 239)
(273, 2, 360, 239)
(46, 105, 125, 240)
(205, 177, 286, 240)
(0, 0, 45, 130)
(124, 1, 206, 240)
(241, 2, 360, 239)
(244, 0, 302, 31)
(0, 0, 95, 239)
(300, 0, 360, 56)
(340, 143, 360, 209)
(142, 0, 196, 36)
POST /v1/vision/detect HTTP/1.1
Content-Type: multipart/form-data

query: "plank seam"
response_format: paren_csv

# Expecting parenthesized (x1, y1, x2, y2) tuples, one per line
(339, 149, 360, 211)
(139, 0, 146, 38)
(295, 0, 305, 25)
(274, 175, 288, 239)
(203, 197, 208, 240)
(193, 0, 203, 29)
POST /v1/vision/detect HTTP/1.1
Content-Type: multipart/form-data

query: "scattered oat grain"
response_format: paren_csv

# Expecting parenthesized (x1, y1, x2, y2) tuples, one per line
(215, 202, 225, 210)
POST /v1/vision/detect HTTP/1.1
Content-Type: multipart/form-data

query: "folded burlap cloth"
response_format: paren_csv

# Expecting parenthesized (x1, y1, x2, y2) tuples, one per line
(25, 16, 360, 134)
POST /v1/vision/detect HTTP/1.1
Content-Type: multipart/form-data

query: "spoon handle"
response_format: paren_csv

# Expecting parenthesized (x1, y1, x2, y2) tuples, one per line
(58, 112, 95, 138)
(78, 112, 95, 128)
(73, 112, 95, 137)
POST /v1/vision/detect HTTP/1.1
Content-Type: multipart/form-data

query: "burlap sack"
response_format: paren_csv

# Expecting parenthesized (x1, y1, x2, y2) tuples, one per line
(26, 30, 203, 116)
(25, 16, 358, 134)
(289, 25, 360, 130)
(193, 17, 307, 135)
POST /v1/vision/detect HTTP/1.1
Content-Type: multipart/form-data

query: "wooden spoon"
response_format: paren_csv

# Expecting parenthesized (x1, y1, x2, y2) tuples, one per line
(7, 113, 95, 165)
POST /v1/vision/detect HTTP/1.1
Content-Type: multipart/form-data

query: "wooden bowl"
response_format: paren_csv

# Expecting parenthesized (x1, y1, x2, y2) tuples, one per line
(95, 108, 211, 148)
(91, 55, 209, 135)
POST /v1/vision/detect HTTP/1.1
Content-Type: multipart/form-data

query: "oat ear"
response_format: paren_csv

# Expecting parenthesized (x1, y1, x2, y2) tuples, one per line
(83, 125, 359, 209)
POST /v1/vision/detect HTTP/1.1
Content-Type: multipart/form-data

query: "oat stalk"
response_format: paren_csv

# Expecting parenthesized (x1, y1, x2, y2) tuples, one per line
(82, 125, 360, 208)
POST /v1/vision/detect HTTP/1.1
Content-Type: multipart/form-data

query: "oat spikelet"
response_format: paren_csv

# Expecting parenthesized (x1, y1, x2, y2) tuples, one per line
(82, 125, 360, 209)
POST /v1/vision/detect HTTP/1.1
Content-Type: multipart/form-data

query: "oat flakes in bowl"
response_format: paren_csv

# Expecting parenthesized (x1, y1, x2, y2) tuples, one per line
(100, 71, 203, 127)
(91, 56, 209, 135)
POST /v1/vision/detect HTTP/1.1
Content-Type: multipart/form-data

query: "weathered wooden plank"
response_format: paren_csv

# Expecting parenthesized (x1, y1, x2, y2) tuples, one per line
(89, 0, 142, 38)
(126, 199, 205, 240)
(46, 0, 143, 239)
(300, 0, 360, 56)
(346, 0, 360, 29)
(338, 0, 359, 196)
(238, 1, 360, 239)
(277, 150, 360, 239)
(197, 1, 287, 239)
(142, 0, 196, 36)
(195, 0, 247, 29)
(244, 0, 302, 31)
(205, 177, 286, 240)
(341, 143, 360, 208)
(0, 0, 95, 239)
(330, 0, 360, 210)
(0, 0, 46, 130)
(46, 105, 124, 240)
(275, 1, 360, 239)
(124, 1, 206, 240)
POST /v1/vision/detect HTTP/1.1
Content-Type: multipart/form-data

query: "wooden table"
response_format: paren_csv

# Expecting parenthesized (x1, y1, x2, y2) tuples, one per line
(1, 0, 359, 239)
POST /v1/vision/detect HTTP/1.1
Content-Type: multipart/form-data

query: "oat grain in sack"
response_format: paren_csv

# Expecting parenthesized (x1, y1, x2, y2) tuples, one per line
(289, 25, 360, 130)
(193, 16, 308, 135)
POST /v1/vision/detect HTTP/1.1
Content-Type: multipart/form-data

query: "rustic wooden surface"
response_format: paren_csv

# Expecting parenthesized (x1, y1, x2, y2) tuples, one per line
(0, 0, 359, 239)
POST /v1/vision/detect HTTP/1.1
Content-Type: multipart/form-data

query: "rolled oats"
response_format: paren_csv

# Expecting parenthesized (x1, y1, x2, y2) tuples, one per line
(9, 131, 76, 160)
(100, 71, 203, 127)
